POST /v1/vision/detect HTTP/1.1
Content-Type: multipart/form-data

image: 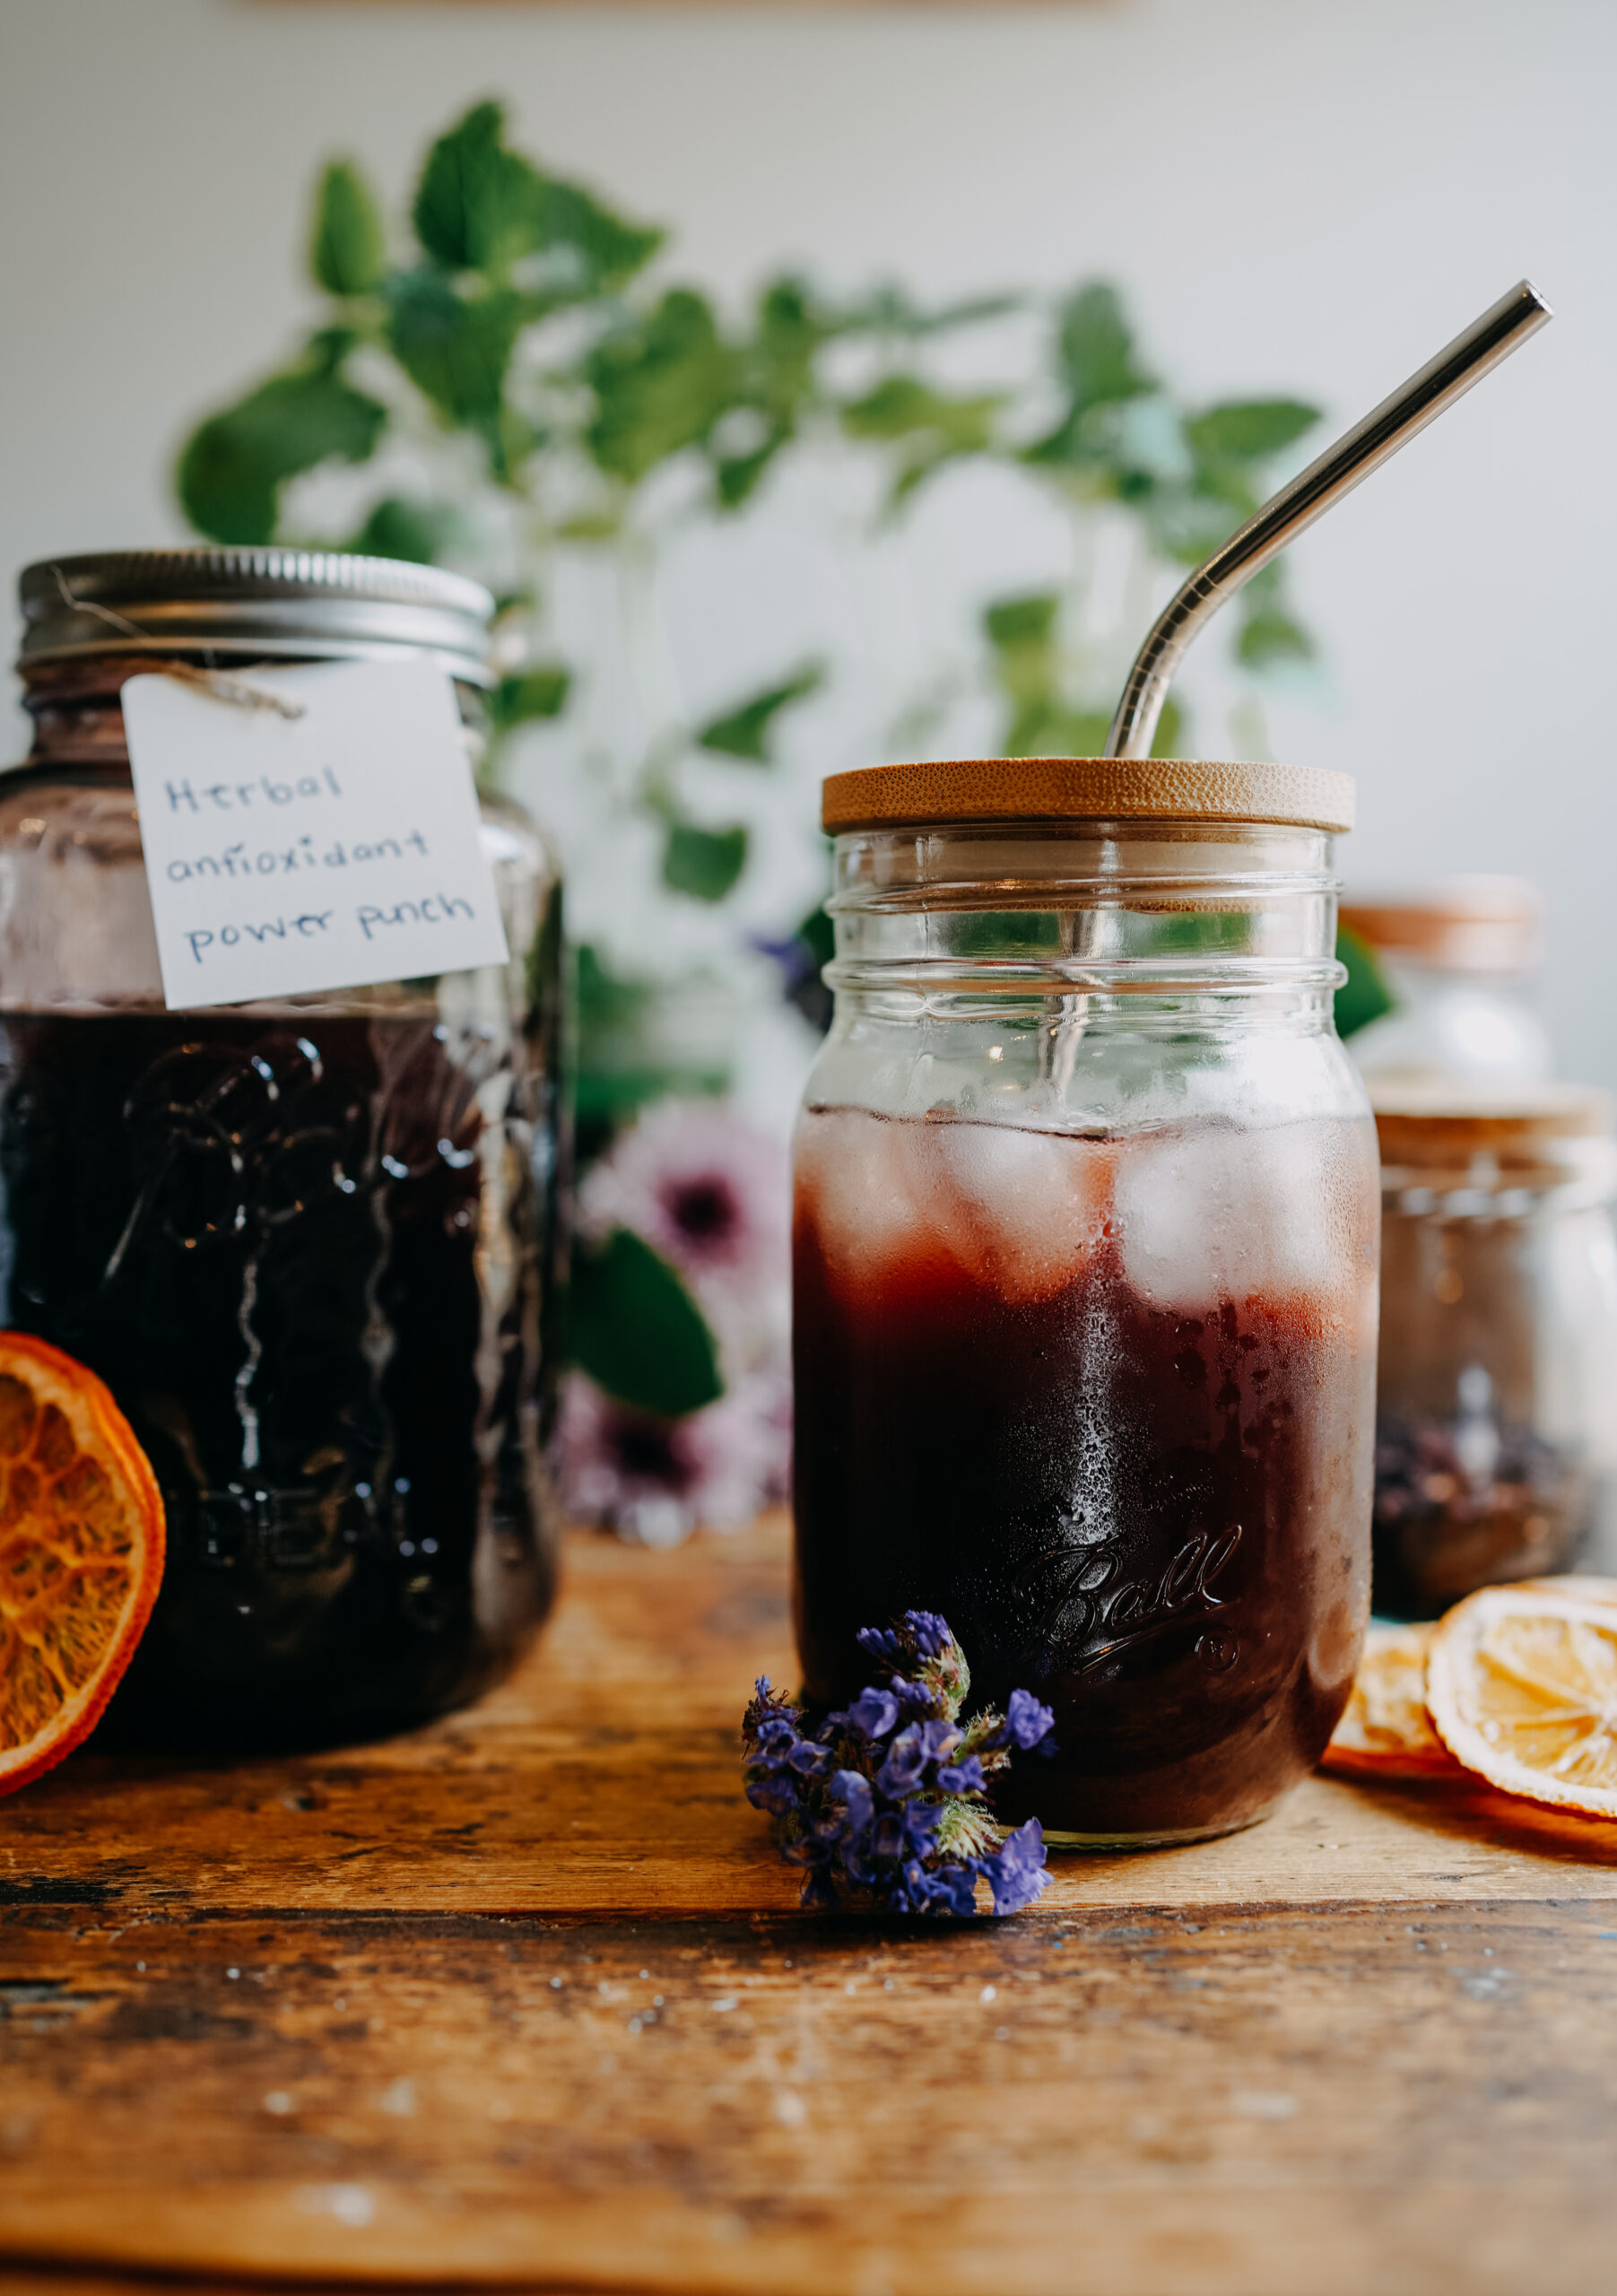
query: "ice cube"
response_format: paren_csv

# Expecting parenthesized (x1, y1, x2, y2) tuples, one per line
(794, 1107, 935, 1291)
(918, 1120, 1113, 1303)
(1113, 1117, 1368, 1315)
(795, 1108, 1111, 1305)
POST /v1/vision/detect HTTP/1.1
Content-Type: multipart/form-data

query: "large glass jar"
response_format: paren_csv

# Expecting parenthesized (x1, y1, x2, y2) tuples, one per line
(793, 758, 1380, 1847)
(2, 551, 564, 1749)
(1370, 1083, 1617, 1616)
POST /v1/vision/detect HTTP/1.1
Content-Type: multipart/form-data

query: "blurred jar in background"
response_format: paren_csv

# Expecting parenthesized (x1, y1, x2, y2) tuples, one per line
(1371, 1083, 1617, 1618)
(1343, 876, 1553, 1089)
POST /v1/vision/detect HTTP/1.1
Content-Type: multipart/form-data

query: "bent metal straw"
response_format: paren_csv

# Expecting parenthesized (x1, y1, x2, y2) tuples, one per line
(1106, 279, 1553, 761)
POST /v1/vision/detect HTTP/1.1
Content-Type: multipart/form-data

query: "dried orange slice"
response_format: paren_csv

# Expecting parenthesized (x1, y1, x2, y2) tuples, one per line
(0, 1333, 164, 1795)
(1426, 1584, 1617, 1817)
(1322, 1622, 1457, 1779)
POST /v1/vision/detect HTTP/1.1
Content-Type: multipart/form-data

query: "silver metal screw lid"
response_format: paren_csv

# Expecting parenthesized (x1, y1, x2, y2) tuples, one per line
(18, 549, 496, 689)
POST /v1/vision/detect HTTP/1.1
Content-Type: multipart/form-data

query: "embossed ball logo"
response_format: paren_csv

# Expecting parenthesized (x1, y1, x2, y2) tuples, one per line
(961, 1517, 1245, 1684)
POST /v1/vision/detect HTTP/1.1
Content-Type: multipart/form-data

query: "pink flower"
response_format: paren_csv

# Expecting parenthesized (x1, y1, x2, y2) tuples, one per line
(558, 1368, 791, 1548)
(578, 1099, 788, 1301)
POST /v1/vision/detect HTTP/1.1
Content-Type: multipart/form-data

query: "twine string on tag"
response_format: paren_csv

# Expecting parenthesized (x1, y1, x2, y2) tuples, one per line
(50, 567, 307, 720)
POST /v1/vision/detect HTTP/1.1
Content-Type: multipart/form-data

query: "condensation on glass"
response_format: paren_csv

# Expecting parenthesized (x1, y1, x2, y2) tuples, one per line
(1371, 1085, 1617, 1617)
(0, 551, 565, 1749)
(792, 761, 1381, 1848)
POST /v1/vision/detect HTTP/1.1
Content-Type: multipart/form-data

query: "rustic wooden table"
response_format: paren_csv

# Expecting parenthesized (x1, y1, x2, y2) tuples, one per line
(3, 1516, 1616, 2296)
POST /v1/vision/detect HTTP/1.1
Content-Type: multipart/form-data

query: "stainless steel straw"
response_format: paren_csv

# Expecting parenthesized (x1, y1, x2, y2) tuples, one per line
(1104, 280, 1553, 761)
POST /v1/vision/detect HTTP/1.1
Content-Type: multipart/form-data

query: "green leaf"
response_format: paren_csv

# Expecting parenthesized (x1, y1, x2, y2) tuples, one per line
(709, 276, 835, 507)
(981, 591, 1138, 758)
(1186, 398, 1320, 463)
(1335, 923, 1395, 1039)
(841, 375, 999, 450)
(841, 375, 1001, 504)
(697, 664, 822, 761)
(576, 942, 650, 1037)
(491, 665, 570, 729)
(412, 100, 545, 275)
(713, 426, 791, 510)
(176, 335, 387, 545)
(310, 160, 386, 297)
(569, 1227, 723, 1417)
(553, 512, 622, 544)
(849, 284, 1022, 337)
(983, 594, 1061, 753)
(954, 909, 1064, 958)
(1056, 283, 1155, 413)
(572, 944, 731, 1153)
(754, 274, 833, 368)
(385, 270, 526, 427)
(586, 289, 738, 483)
(1064, 709, 1116, 756)
(1024, 283, 1158, 469)
(1152, 907, 1252, 955)
(412, 100, 664, 297)
(535, 177, 664, 292)
(663, 821, 749, 902)
(1236, 609, 1315, 669)
(345, 496, 460, 564)
(1001, 706, 1114, 758)
(984, 594, 1059, 650)
(1148, 695, 1185, 759)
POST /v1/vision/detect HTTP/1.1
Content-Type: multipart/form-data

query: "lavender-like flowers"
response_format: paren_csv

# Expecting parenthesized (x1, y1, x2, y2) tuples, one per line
(743, 1611, 1056, 1917)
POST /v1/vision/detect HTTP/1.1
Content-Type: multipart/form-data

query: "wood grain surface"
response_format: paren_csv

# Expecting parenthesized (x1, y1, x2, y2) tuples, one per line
(3, 1515, 1615, 2295)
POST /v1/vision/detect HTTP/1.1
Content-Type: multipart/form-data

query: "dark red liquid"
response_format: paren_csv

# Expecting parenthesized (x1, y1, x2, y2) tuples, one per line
(792, 1107, 1374, 1840)
(0, 1008, 561, 1751)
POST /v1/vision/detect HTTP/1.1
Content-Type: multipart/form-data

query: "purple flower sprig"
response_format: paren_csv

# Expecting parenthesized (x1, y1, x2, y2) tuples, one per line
(742, 1610, 1056, 1917)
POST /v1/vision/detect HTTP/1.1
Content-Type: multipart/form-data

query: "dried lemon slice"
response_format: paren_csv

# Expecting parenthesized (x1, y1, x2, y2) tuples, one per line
(1426, 1584, 1617, 1817)
(1322, 1622, 1456, 1778)
(1515, 1575, 1617, 1608)
(0, 1333, 165, 1796)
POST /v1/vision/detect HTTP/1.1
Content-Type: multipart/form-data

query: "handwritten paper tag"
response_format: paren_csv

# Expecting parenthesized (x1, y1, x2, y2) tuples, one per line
(121, 659, 509, 1009)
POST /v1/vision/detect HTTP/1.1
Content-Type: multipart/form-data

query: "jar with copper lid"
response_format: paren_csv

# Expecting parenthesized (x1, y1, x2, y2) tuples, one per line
(1371, 1083, 1617, 1618)
(0, 550, 565, 1749)
(793, 755, 1380, 1848)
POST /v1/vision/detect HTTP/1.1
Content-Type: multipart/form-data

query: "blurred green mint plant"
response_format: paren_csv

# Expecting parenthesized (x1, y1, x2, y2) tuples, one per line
(174, 98, 1329, 1123)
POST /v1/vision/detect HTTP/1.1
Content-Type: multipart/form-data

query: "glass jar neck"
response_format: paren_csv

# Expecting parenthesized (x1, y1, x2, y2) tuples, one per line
(13, 656, 489, 775)
(16, 657, 148, 770)
(828, 819, 1343, 1006)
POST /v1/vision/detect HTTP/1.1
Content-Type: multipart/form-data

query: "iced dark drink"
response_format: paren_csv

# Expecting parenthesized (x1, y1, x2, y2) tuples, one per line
(795, 763, 1378, 1844)
(793, 1101, 1377, 1844)
(0, 1008, 560, 1748)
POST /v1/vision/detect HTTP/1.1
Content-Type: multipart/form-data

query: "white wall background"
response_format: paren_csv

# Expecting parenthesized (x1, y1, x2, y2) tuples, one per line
(3, 0, 1614, 1078)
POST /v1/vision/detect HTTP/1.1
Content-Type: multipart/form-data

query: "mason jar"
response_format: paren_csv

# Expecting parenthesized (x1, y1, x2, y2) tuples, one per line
(1371, 1083, 1617, 1616)
(793, 757, 1380, 1847)
(2, 550, 564, 1749)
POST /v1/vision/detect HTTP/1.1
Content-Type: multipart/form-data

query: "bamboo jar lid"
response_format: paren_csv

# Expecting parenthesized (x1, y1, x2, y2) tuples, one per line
(821, 756, 1355, 835)
(1341, 876, 1540, 974)
(1372, 1082, 1614, 1170)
